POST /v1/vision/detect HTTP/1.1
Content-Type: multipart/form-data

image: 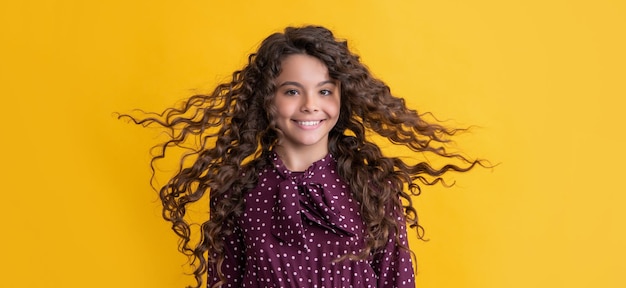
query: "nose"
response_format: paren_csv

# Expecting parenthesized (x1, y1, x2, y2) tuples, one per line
(301, 94, 319, 112)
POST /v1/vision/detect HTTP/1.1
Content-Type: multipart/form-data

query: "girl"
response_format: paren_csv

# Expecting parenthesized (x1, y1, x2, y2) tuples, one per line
(122, 26, 481, 288)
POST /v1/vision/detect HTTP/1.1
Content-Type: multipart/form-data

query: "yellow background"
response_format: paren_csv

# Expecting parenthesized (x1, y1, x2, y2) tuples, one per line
(1, 0, 624, 287)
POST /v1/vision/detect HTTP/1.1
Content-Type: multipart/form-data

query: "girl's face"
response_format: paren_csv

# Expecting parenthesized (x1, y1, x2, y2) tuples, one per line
(272, 54, 341, 155)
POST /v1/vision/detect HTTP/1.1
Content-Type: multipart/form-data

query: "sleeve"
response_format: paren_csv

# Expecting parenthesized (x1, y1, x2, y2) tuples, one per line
(207, 224, 246, 288)
(371, 204, 416, 288)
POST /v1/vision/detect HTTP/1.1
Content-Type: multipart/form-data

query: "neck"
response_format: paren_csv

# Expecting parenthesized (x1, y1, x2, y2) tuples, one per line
(274, 145, 329, 172)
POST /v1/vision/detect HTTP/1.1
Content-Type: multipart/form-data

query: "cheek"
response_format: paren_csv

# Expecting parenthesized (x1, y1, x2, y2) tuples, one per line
(329, 97, 342, 116)
(273, 98, 293, 119)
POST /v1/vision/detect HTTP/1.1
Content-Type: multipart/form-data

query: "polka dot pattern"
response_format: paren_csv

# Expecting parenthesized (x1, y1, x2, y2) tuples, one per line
(207, 152, 415, 287)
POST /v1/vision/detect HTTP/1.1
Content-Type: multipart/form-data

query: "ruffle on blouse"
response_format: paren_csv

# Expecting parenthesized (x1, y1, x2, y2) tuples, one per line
(270, 152, 356, 251)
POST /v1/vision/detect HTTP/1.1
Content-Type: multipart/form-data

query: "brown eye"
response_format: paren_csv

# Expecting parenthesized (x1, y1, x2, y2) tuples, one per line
(285, 89, 298, 96)
(320, 89, 332, 96)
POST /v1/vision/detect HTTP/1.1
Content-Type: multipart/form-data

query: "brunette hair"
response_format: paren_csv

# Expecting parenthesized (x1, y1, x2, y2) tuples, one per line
(120, 25, 483, 288)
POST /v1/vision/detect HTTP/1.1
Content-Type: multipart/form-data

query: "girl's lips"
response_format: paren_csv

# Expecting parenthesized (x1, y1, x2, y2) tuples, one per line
(293, 119, 324, 129)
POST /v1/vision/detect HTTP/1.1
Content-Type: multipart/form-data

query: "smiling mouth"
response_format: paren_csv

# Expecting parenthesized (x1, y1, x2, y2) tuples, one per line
(295, 120, 322, 126)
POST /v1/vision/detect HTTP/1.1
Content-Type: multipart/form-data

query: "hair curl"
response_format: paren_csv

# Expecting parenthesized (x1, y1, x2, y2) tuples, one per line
(120, 25, 485, 288)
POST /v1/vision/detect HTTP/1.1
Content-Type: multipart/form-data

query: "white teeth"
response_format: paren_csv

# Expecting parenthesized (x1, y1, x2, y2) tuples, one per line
(297, 121, 321, 126)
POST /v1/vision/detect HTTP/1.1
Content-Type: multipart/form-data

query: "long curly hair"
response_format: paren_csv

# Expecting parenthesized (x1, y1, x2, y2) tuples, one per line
(120, 25, 484, 288)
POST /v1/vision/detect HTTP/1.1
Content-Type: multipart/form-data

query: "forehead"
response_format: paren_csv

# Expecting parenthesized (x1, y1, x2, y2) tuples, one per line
(275, 54, 331, 83)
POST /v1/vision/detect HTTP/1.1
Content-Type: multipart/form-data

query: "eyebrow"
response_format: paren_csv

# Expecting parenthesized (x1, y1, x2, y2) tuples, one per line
(278, 80, 336, 88)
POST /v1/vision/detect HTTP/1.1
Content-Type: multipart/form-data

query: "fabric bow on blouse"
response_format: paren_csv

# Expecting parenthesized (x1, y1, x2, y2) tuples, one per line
(270, 152, 357, 251)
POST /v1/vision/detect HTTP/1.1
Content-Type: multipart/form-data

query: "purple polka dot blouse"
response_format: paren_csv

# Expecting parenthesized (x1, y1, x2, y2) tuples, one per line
(207, 152, 415, 287)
